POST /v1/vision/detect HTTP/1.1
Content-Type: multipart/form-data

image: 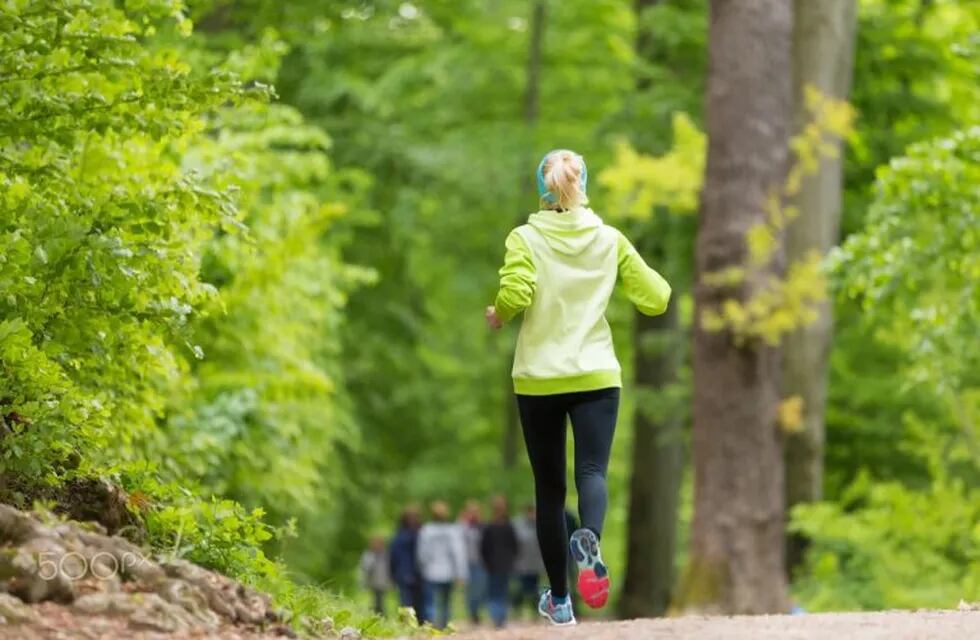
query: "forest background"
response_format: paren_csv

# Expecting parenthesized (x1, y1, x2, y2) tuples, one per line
(1, 0, 977, 634)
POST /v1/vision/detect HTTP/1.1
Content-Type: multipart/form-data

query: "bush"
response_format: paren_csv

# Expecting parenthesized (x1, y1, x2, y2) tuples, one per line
(0, 2, 412, 635)
(792, 441, 980, 610)
(796, 128, 980, 611)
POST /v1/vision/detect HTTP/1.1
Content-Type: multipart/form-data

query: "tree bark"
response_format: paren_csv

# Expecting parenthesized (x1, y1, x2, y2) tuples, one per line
(503, 0, 547, 470)
(784, 0, 856, 572)
(523, 1, 546, 125)
(619, 0, 686, 620)
(678, 0, 793, 615)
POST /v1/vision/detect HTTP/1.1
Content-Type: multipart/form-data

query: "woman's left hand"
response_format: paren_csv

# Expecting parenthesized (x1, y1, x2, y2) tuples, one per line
(485, 305, 503, 330)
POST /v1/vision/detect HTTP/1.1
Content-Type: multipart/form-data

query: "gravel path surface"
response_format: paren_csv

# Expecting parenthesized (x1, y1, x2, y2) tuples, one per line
(453, 610, 979, 640)
(2, 607, 976, 638)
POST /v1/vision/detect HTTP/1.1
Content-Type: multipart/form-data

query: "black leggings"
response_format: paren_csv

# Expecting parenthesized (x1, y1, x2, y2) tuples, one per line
(517, 387, 620, 598)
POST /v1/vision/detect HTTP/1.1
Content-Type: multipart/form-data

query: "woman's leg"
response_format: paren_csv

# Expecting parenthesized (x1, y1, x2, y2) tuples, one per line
(517, 394, 570, 598)
(568, 388, 620, 537)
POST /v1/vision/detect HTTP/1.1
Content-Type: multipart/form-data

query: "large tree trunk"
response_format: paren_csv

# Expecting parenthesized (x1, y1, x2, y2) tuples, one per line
(678, 0, 793, 614)
(502, 0, 547, 470)
(619, 0, 685, 619)
(783, 0, 856, 572)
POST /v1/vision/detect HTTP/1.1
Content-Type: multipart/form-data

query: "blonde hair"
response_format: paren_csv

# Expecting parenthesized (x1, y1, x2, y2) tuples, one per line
(541, 150, 587, 210)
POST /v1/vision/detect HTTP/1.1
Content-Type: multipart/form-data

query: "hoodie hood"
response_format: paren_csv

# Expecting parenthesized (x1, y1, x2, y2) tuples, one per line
(527, 207, 603, 256)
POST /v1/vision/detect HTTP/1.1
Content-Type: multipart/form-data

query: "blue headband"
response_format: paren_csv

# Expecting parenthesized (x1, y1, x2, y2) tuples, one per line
(536, 150, 588, 205)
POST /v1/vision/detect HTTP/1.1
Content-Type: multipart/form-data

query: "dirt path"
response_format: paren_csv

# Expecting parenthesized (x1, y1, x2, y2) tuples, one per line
(453, 610, 979, 640)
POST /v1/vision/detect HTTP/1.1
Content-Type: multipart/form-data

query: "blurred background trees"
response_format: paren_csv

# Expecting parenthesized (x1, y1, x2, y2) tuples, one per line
(1, 0, 977, 630)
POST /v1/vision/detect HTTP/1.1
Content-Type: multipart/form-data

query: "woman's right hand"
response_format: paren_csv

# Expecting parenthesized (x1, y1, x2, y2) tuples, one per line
(485, 306, 503, 330)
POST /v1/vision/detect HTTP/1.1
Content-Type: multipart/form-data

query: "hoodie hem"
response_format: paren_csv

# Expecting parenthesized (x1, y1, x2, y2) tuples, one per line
(513, 370, 622, 396)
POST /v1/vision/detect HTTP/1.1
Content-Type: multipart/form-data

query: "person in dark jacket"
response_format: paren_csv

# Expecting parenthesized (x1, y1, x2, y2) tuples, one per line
(389, 505, 427, 625)
(480, 495, 519, 628)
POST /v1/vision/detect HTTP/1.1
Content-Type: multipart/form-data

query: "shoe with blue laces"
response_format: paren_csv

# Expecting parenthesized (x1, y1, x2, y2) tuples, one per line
(538, 589, 576, 626)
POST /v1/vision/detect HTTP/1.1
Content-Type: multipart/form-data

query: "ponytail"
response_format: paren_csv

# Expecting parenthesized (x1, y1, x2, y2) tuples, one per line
(537, 150, 588, 210)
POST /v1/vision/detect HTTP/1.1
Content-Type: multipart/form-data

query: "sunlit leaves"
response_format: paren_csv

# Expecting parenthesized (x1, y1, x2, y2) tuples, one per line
(787, 86, 856, 197)
(0, 1, 251, 483)
(701, 251, 826, 347)
(778, 395, 805, 434)
(169, 102, 371, 516)
(698, 90, 852, 346)
(598, 112, 706, 221)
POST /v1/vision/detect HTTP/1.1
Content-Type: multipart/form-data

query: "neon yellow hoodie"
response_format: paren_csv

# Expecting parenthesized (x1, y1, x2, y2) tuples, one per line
(494, 207, 671, 395)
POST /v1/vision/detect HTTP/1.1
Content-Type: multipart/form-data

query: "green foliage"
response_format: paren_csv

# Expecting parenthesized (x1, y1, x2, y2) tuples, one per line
(0, 2, 412, 635)
(132, 473, 277, 580)
(795, 128, 980, 612)
(845, 0, 979, 234)
(792, 447, 980, 611)
(832, 0, 979, 473)
(835, 127, 979, 394)
(249, 577, 429, 639)
(625, 0, 706, 151)
(0, 0, 256, 480)
(823, 308, 953, 496)
(172, 100, 374, 516)
(824, 0, 980, 534)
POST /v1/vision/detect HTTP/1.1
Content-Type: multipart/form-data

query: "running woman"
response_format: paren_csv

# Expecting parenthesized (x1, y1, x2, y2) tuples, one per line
(486, 149, 671, 626)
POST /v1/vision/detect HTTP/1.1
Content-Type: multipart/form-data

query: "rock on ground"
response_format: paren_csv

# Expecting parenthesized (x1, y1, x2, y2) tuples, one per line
(452, 610, 980, 640)
(0, 504, 294, 639)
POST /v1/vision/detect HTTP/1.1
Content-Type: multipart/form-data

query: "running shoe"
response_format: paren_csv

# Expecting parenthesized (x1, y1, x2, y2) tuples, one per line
(570, 528, 609, 608)
(537, 589, 576, 626)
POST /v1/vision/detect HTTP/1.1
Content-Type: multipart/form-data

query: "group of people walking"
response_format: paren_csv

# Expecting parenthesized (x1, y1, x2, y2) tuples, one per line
(359, 497, 547, 629)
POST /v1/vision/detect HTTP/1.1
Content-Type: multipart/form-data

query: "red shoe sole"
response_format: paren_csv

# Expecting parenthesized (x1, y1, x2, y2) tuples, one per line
(577, 568, 610, 609)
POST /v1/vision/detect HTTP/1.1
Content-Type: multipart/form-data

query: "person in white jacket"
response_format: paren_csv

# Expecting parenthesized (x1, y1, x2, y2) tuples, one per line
(416, 500, 468, 629)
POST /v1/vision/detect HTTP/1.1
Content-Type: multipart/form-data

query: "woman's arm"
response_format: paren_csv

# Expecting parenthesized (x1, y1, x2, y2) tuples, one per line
(492, 229, 537, 324)
(617, 232, 671, 316)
